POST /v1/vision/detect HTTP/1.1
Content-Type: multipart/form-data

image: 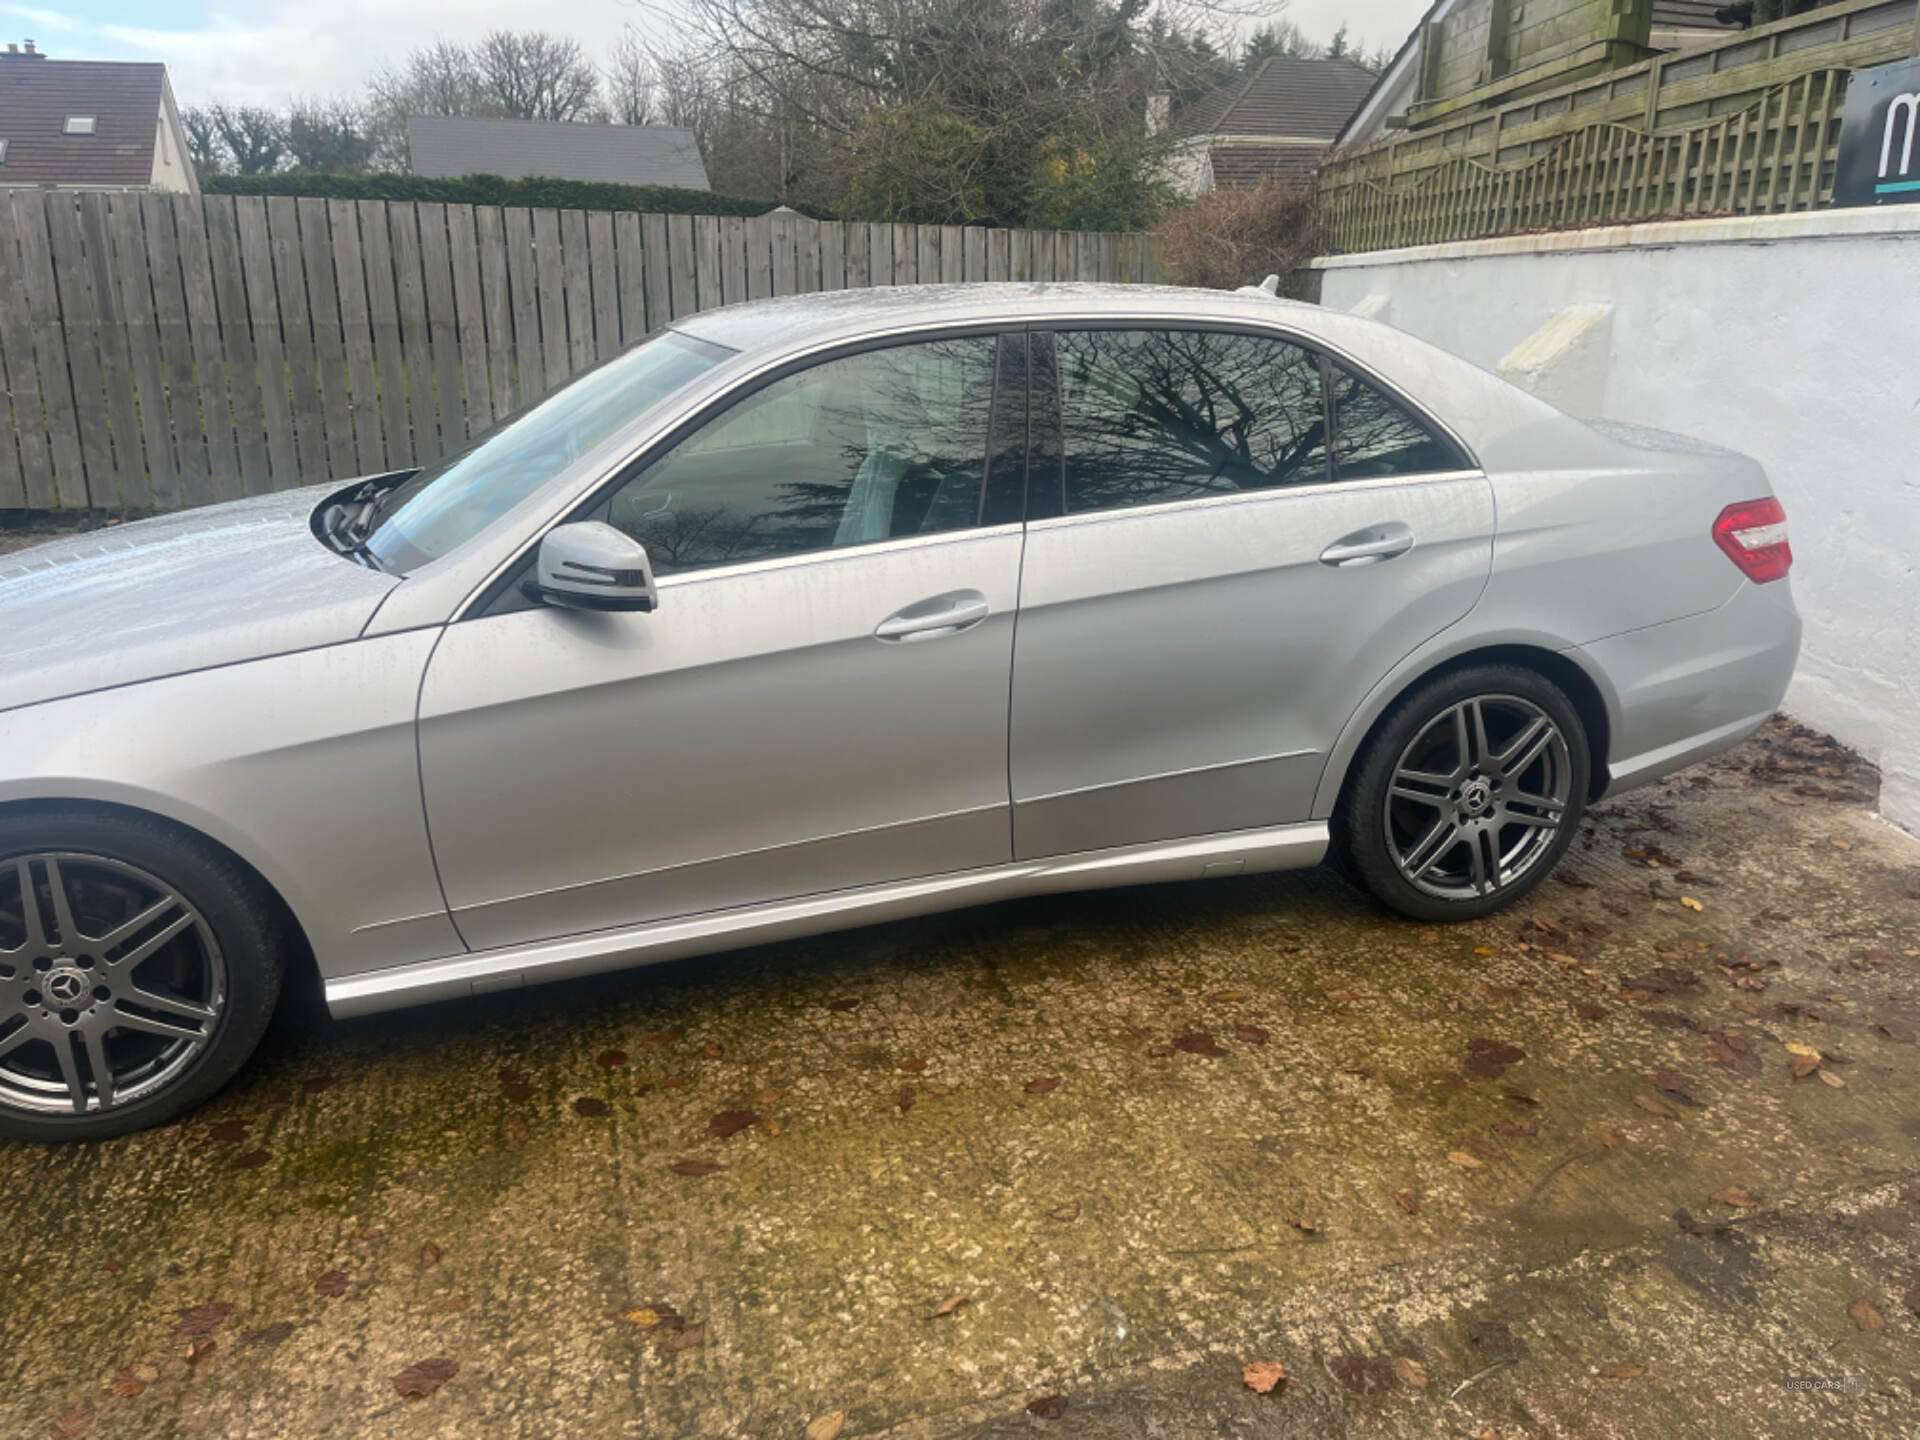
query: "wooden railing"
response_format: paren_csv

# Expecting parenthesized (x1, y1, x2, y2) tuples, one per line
(1318, 0, 1918, 253)
(0, 195, 1162, 514)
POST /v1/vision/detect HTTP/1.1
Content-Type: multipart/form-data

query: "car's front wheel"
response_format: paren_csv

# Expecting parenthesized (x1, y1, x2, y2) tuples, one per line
(0, 809, 285, 1142)
(1341, 665, 1590, 922)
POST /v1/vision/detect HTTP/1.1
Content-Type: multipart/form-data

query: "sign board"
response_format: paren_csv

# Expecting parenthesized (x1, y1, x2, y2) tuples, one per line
(1833, 57, 1920, 207)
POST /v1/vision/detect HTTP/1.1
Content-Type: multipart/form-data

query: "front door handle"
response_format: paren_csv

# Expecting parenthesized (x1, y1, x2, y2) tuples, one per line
(874, 590, 990, 642)
(1320, 523, 1414, 568)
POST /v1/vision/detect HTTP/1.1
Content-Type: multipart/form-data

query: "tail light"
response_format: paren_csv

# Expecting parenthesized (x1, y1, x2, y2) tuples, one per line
(1712, 497, 1792, 583)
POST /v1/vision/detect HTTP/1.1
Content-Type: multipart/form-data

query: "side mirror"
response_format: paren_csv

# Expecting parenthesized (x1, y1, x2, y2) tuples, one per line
(523, 521, 658, 613)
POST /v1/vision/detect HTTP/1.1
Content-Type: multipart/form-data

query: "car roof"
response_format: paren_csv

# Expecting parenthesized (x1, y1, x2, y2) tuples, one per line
(672, 282, 1319, 354)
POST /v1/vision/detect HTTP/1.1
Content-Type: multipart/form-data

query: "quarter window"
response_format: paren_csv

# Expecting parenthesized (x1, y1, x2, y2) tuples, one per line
(1328, 363, 1463, 479)
(1055, 329, 1329, 515)
(608, 335, 998, 576)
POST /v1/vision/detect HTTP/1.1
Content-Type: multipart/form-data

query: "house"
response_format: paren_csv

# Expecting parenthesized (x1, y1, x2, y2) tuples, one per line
(1336, 0, 1742, 148)
(406, 116, 711, 190)
(0, 42, 197, 193)
(1164, 57, 1381, 196)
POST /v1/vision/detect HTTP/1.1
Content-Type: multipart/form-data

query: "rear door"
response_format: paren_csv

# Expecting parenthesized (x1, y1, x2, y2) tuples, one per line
(1007, 325, 1495, 860)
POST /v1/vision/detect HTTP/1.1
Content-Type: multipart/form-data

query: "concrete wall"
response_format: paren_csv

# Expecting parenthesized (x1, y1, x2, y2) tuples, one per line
(1314, 208, 1920, 832)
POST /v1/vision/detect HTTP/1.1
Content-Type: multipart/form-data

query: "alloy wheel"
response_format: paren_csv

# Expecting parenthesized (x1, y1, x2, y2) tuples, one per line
(0, 853, 226, 1116)
(1382, 695, 1573, 901)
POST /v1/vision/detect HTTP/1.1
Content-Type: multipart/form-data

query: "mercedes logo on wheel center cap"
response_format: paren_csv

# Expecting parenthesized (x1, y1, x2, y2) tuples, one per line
(44, 968, 89, 1006)
(1462, 779, 1493, 815)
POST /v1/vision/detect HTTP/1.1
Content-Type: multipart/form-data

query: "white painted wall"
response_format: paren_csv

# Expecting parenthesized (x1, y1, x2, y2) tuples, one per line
(1314, 209, 1920, 832)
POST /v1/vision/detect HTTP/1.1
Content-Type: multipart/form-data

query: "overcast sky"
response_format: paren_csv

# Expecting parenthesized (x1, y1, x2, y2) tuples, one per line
(24, 0, 1422, 107)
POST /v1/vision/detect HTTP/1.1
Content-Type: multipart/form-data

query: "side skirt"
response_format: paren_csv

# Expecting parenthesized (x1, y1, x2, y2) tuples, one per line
(325, 821, 1328, 1018)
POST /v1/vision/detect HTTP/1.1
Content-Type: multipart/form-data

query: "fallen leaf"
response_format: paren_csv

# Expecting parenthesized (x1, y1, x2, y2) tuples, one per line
(1601, 1128, 1627, 1148)
(205, 1118, 248, 1145)
(1211, 989, 1249, 1002)
(391, 1357, 459, 1398)
(617, 1304, 683, 1332)
(1575, 1003, 1609, 1021)
(1680, 897, 1703, 912)
(1394, 1192, 1420, 1215)
(1284, 1207, 1317, 1233)
(1875, 1022, 1916, 1045)
(1327, 989, 1360, 1003)
(827, 997, 861, 1012)
(641, 1028, 681, 1047)
(1393, 1356, 1428, 1389)
(596, 1049, 628, 1068)
(708, 1109, 762, 1137)
(1328, 1354, 1396, 1395)
(313, 1270, 348, 1298)
(930, 1294, 971, 1318)
(573, 1097, 610, 1117)
(420, 1241, 443, 1267)
(1785, 1041, 1822, 1060)
(240, 1322, 294, 1348)
(1233, 1024, 1270, 1046)
(923, 1081, 952, 1096)
(1447, 1151, 1486, 1169)
(1817, 1069, 1847, 1089)
(1633, 1092, 1680, 1119)
(753, 1088, 784, 1105)
(897, 1057, 928, 1073)
(1601, 1363, 1645, 1379)
(109, 1363, 158, 1397)
(1903, 1283, 1920, 1318)
(231, 1149, 270, 1171)
(50, 1404, 91, 1439)
(804, 1412, 847, 1440)
(1023, 1076, 1062, 1094)
(1463, 1039, 1526, 1080)
(1712, 1187, 1758, 1208)
(1790, 1055, 1822, 1079)
(1848, 1298, 1885, 1332)
(1242, 1360, 1287, 1394)
(1502, 1088, 1539, 1107)
(1026, 1395, 1066, 1419)
(500, 1081, 535, 1103)
(896, 1086, 917, 1114)
(670, 1159, 723, 1177)
(1049, 1204, 1080, 1222)
(174, 1303, 234, 1338)
(662, 1324, 706, 1353)
(1171, 1032, 1227, 1057)
(185, 1337, 214, 1365)
(440, 1295, 472, 1312)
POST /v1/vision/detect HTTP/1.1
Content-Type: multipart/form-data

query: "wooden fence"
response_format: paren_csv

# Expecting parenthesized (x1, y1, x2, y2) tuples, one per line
(1318, 0, 1918, 252)
(0, 195, 1163, 512)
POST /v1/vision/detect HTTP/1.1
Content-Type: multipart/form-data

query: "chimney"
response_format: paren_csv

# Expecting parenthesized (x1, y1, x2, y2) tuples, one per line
(1145, 93, 1170, 137)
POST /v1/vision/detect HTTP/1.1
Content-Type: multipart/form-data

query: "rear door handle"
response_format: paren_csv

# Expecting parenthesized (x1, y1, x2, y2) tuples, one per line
(874, 590, 990, 642)
(1320, 523, 1414, 567)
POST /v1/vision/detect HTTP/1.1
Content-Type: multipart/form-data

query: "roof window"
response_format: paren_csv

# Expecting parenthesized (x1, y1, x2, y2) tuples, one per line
(64, 116, 96, 135)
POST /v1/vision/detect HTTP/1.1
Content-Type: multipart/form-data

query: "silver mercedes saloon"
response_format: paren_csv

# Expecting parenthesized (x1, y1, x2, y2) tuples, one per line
(0, 282, 1800, 1139)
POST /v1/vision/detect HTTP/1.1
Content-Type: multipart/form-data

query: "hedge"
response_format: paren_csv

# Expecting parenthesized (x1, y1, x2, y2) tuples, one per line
(204, 171, 834, 220)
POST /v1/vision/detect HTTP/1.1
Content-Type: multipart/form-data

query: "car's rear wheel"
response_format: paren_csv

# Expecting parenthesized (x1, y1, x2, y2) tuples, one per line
(1340, 665, 1590, 922)
(0, 810, 285, 1142)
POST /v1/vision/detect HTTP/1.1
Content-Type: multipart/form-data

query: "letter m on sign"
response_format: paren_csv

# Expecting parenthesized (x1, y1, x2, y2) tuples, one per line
(1883, 93, 1920, 180)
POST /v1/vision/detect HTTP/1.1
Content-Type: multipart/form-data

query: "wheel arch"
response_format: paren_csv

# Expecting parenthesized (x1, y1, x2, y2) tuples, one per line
(1312, 638, 1618, 822)
(0, 795, 319, 978)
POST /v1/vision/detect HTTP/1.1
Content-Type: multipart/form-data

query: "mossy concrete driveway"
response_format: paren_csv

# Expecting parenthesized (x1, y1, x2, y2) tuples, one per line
(4, 720, 1918, 1440)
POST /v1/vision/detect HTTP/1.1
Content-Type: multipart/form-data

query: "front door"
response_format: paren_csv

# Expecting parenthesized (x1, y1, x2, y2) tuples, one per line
(1009, 326, 1496, 859)
(418, 332, 1024, 952)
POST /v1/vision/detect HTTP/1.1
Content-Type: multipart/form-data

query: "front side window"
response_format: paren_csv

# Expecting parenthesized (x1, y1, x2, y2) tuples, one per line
(363, 329, 732, 573)
(1328, 363, 1464, 479)
(607, 335, 998, 576)
(1055, 328, 1329, 515)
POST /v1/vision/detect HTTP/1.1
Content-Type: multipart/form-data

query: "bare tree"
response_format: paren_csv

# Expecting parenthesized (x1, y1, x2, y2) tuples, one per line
(365, 40, 489, 165)
(604, 29, 658, 125)
(286, 97, 376, 171)
(179, 105, 226, 178)
(207, 103, 287, 175)
(473, 30, 603, 122)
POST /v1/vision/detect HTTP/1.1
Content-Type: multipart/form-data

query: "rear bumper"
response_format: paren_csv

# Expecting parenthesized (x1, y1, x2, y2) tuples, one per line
(1576, 578, 1802, 798)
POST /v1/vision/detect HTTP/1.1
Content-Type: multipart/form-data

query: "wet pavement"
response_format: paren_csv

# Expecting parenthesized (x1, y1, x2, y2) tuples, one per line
(3, 719, 1917, 1440)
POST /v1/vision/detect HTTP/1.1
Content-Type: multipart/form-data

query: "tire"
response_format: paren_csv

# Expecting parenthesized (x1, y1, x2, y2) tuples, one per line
(1339, 664, 1590, 924)
(0, 808, 287, 1142)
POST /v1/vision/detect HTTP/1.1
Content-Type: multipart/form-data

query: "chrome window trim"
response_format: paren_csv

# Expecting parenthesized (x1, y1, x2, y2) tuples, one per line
(1022, 469, 1488, 533)
(651, 522, 1026, 590)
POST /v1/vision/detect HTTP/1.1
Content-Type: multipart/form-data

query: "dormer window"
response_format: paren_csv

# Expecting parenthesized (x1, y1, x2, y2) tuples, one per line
(64, 115, 95, 135)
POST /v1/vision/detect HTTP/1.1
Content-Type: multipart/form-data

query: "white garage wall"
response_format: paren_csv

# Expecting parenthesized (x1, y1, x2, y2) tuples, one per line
(1314, 209, 1920, 833)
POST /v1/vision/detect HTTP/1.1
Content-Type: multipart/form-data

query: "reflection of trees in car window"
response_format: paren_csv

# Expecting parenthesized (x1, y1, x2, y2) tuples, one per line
(608, 337, 997, 575)
(1057, 330, 1329, 514)
(1329, 364, 1460, 480)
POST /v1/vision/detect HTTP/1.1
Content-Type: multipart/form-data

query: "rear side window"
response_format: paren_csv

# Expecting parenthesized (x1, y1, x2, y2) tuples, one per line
(1328, 363, 1464, 480)
(1055, 329, 1329, 515)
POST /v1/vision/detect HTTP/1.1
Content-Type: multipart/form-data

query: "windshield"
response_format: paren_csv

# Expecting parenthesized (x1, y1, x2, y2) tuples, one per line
(362, 329, 734, 573)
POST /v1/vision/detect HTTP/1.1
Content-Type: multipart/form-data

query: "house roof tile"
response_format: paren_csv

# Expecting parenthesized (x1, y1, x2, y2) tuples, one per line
(406, 116, 711, 189)
(1175, 57, 1379, 141)
(0, 56, 165, 187)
